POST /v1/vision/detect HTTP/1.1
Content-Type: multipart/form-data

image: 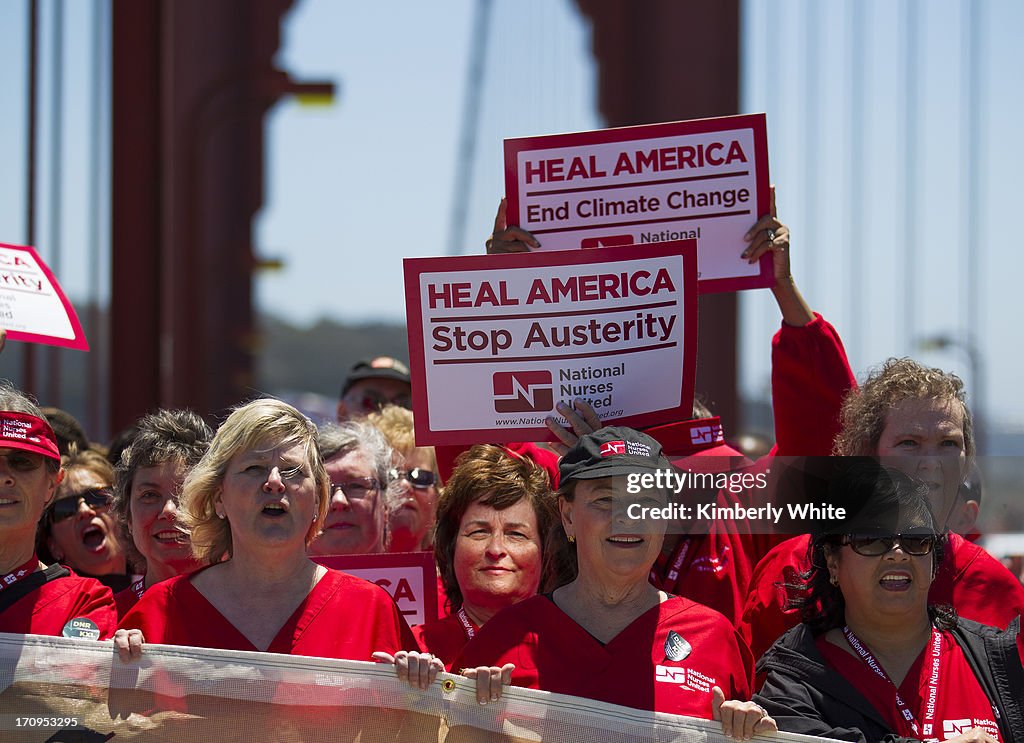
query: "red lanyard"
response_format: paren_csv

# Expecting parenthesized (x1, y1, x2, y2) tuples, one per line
(456, 607, 477, 640)
(0, 555, 39, 593)
(651, 539, 690, 588)
(843, 625, 943, 739)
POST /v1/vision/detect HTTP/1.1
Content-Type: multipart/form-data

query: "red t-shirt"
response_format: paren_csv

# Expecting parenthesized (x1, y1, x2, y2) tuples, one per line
(0, 567, 117, 639)
(818, 632, 1002, 742)
(119, 567, 416, 659)
(455, 594, 752, 715)
(741, 533, 1024, 662)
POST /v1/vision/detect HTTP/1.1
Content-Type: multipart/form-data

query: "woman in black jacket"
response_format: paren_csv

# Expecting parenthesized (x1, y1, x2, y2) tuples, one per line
(754, 459, 1023, 743)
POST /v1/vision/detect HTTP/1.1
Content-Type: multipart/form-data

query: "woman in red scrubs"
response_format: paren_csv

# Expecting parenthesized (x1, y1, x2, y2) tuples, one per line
(755, 460, 1023, 743)
(119, 398, 415, 660)
(0, 382, 117, 639)
(406, 444, 559, 669)
(37, 447, 128, 590)
(453, 427, 770, 737)
(110, 409, 212, 616)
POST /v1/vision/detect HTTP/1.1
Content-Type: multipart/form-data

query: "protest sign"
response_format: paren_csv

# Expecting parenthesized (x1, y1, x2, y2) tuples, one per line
(504, 114, 770, 292)
(404, 241, 697, 446)
(0, 243, 89, 350)
(313, 552, 438, 626)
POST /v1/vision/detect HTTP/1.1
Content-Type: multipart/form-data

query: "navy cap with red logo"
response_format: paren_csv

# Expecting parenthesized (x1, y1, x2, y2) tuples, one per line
(340, 356, 412, 397)
(559, 426, 671, 483)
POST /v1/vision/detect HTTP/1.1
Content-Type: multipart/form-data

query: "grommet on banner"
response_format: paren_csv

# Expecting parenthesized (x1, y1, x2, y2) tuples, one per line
(441, 678, 456, 693)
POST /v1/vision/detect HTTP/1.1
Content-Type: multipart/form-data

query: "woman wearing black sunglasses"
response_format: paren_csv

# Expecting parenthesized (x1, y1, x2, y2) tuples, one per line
(754, 461, 1023, 743)
(369, 406, 440, 554)
(37, 446, 130, 592)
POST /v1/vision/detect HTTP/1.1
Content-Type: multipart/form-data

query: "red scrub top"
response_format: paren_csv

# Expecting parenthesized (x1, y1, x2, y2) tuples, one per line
(455, 594, 753, 715)
(119, 567, 416, 659)
(0, 565, 117, 639)
(818, 631, 1003, 742)
(413, 608, 479, 671)
(741, 533, 1024, 662)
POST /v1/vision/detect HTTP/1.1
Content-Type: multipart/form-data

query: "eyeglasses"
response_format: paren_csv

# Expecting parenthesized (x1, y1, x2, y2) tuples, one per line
(49, 487, 114, 523)
(842, 532, 937, 557)
(347, 391, 412, 413)
(389, 468, 436, 489)
(329, 477, 380, 500)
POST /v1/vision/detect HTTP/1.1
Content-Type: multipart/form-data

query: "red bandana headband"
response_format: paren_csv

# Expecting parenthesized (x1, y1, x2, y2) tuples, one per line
(0, 412, 61, 461)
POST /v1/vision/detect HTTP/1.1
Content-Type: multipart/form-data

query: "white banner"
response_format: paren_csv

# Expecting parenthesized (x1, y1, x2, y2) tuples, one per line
(0, 633, 846, 743)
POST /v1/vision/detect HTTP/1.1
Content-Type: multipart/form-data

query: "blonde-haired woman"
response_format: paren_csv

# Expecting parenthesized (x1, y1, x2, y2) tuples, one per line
(119, 398, 415, 658)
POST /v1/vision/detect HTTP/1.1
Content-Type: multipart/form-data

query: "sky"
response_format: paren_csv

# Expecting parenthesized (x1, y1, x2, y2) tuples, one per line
(255, 0, 600, 323)
(739, 0, 1024, 443)
(1, 0, 1023, 443)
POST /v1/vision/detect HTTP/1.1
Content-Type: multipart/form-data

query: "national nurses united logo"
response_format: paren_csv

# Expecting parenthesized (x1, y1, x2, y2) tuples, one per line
(599, 440, 652, 458)
(600, 441, 626, 457)
(689, 422, 723, 445)
(492, 371, 554, 413)
(943, 720, 974, 739)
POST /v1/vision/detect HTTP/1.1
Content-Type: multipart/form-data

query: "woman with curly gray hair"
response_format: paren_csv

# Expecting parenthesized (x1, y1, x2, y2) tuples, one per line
(110, 409, 212, 615)
(118, 398, 416, 659)
(834, 357, 973, 530)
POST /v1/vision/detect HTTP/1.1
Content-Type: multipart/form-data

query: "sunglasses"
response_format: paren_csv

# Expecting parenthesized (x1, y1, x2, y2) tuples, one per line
(389, 468, 436, 489)
(328, 477, 380, 500)
(49, 487, 114, 523)
(842, 532, 937, 557)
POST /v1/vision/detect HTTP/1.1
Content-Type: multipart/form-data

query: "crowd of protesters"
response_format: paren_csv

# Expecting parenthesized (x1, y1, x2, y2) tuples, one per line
(0, 196, 1022, 742)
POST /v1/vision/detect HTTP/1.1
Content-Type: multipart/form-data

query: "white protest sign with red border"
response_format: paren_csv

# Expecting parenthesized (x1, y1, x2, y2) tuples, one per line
(312, 551, 438, 627)
(0, 243, 89, 350)
(504, 114, 770, 293)
(404, 241, 698, 446)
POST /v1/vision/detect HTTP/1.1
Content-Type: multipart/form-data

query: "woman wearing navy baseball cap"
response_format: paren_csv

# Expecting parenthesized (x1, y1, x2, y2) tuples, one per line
(449, 426, 772, 736)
